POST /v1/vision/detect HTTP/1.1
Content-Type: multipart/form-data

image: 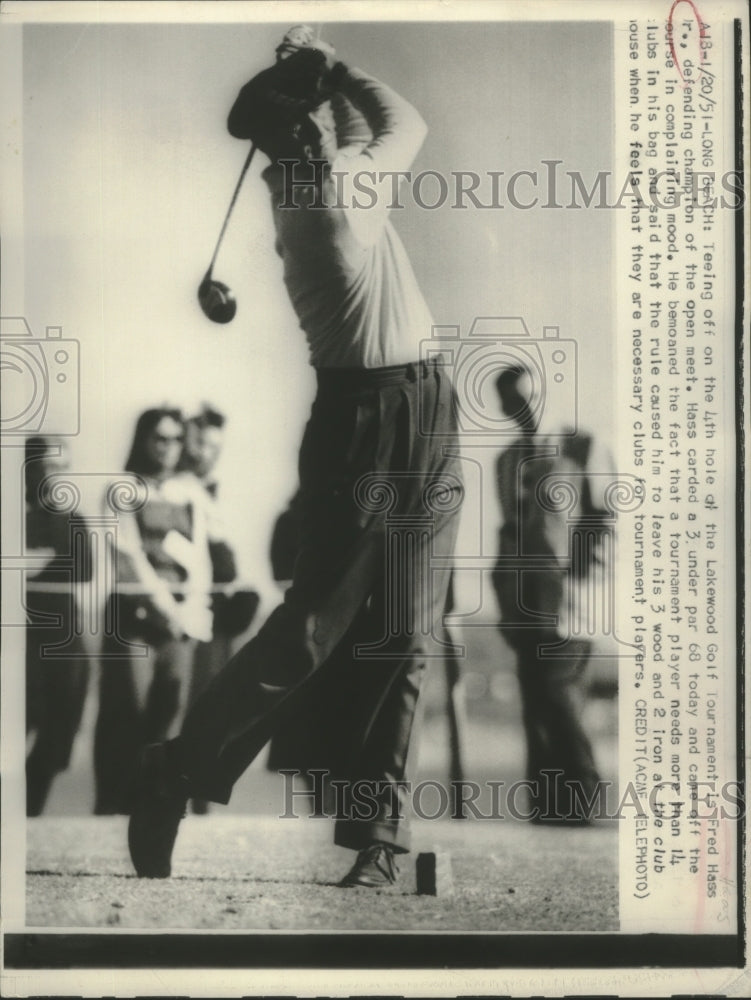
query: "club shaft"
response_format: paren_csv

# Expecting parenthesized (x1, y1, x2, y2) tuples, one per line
(207, 143, 256, 276)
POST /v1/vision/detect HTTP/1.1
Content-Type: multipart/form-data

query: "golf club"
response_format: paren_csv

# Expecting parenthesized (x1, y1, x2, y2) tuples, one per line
(198, 143, 257, 324)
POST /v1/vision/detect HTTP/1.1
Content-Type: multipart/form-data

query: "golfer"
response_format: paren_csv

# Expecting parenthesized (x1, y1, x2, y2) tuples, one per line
(129, 27, 462, 888)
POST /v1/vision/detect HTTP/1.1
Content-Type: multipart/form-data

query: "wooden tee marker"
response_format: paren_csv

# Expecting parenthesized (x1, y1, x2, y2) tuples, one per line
(416, 851, 454, 896)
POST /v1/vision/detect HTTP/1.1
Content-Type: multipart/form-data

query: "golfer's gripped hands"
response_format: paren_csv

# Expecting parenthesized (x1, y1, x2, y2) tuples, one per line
(272, 26, 344, 101)
(227, 28, 347, 141)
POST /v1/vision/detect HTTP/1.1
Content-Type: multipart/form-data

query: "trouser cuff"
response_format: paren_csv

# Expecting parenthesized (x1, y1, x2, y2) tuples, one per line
(167, 737, 233, 805)
(334, 818, 411, 855)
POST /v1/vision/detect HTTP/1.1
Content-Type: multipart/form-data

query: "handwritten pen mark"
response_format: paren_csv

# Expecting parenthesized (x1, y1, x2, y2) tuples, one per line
(667, 0, 708, 87)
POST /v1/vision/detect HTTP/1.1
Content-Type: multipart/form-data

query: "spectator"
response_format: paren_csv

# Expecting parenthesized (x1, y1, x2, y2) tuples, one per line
(491, 365, 614, 823)
(93, 407, 213, 814)
(25, 436, 92, 816)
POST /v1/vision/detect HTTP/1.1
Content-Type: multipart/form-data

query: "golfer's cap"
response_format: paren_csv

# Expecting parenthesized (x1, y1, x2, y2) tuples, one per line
(276, 24, 316, 58)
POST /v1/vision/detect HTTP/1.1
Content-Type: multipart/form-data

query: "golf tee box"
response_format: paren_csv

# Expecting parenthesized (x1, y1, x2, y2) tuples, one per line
(416, 851, 453, 897)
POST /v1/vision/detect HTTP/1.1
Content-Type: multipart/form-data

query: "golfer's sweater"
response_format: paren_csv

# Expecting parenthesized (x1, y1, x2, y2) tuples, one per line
(261, 68, 434, 369)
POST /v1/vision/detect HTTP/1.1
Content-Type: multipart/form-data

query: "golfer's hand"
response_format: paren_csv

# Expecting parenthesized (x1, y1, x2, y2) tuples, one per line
(310, 40, 337, 71)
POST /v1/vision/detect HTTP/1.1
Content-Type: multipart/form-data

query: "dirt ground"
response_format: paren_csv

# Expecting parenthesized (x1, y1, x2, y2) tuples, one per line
(25, 628, 619, 933)
(26, 811, 618, 932)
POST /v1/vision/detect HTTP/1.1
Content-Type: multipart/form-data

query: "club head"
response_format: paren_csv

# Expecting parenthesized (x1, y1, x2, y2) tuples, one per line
(198, 275, 237, 324)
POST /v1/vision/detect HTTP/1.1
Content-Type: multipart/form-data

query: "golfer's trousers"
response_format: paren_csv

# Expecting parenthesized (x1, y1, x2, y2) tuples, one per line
(176, 357, 462, 852)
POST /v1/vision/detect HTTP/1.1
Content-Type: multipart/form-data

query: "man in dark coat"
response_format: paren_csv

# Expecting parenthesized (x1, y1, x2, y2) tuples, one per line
(25, 437, 92, 815)
(491, 365, 614, 822)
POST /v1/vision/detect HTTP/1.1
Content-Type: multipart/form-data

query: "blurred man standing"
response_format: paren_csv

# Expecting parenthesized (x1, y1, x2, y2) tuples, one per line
(25, 437, 92, 815)
(128, 27, 462, 887)
(491, 365, 614, 823)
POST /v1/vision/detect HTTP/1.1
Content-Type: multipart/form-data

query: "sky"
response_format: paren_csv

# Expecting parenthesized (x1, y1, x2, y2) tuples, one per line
(13, 15, 613, 608)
